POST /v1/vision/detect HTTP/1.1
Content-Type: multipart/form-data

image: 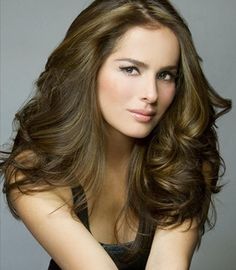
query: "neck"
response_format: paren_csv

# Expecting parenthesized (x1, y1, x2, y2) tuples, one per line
(101, 129, 134, 201)
(105, 128, 134, 171)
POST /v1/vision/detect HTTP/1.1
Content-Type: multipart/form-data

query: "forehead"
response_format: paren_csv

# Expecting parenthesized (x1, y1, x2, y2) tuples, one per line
(109, 26, 180, 67)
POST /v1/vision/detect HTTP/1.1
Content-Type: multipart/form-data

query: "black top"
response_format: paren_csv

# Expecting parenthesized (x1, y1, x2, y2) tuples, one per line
(48, 186, 151, 270)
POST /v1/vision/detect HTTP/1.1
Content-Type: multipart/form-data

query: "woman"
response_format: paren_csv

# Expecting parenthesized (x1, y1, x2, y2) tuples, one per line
(0, 0, 231, 269)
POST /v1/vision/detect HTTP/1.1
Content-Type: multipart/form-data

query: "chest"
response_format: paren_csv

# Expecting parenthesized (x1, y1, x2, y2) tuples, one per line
(86, 183, 139, 245)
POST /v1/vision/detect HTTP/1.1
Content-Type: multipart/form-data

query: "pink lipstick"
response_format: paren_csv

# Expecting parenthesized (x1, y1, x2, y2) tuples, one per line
(128, 109, 156, 123)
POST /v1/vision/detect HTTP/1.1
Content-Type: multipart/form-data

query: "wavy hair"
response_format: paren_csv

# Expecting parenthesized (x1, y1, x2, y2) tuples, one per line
(0, 0, 232, 263)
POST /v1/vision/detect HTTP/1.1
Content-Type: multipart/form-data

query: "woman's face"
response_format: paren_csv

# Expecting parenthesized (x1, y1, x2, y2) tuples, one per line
(97, 25, 180, 139)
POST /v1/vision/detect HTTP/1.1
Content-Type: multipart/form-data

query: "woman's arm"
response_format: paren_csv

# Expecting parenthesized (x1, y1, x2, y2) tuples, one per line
(10, 185, 118, 270)
(145, 219, 199, 270)
(146, 161, 214, 270)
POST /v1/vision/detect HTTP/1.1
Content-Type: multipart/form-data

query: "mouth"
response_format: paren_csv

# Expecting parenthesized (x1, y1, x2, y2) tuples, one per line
(127, 109, 156, 123)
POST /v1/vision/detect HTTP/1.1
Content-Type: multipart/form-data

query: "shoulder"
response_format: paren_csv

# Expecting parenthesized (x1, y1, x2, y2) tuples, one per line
(6, 150, 73, 214)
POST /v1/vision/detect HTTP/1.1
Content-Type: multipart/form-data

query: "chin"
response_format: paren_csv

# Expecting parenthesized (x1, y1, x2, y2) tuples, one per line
(125, 129, 153, 139)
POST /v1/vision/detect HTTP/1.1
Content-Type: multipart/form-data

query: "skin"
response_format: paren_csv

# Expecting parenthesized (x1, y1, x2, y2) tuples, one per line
(87, 25, 181, 245)
(97, 26, 180, 203)
(97, 25, 179, 141)
(10, 26, 198, 270)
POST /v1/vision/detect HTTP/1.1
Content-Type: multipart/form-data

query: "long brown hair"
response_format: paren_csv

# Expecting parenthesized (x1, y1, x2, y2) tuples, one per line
(0, 0, 232, 263)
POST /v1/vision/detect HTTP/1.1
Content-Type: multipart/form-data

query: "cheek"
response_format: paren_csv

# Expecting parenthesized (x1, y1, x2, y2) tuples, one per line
(97, 72, 133, 105)
(159, 85, 176, 110)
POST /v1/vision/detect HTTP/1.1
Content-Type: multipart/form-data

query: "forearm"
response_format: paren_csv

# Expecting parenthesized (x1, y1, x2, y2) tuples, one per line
(145, 257, 190, 270)
(10, 188, 119, 270)
(145, 220, 198, 270)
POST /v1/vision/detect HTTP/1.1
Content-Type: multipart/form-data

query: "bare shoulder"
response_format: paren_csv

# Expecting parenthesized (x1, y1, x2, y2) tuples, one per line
(5, 152, 117, 269)
(7, 150, 73, 214)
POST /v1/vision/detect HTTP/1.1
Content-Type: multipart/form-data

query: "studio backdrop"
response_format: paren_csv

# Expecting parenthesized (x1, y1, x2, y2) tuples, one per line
(1, 0, 235, 269)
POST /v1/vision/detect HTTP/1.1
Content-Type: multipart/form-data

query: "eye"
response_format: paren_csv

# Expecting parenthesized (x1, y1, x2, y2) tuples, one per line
(157, 71, 177, 82)
(119, 66, 139, 75)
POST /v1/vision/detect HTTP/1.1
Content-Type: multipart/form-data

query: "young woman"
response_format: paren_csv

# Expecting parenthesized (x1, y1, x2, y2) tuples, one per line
(1, 0, 231, 269)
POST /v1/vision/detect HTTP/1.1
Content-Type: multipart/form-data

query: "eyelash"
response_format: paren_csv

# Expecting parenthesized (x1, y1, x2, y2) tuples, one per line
(119, 66, 177, 82)
(119, 66, 139, 75)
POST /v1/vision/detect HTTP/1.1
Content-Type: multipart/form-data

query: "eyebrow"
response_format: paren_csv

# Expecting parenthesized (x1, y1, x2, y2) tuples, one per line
(115, 58, 178, 72)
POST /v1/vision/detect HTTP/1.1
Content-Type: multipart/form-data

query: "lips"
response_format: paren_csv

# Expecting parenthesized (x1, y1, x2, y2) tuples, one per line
(128, 109, 156, 122)
(128, 109, 156, 116)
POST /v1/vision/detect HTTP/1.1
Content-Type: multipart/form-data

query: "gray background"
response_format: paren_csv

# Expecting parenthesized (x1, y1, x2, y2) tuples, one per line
(0, 0, 235, 269)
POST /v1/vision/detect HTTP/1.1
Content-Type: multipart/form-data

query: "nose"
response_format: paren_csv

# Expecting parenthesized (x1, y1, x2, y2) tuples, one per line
(141, 76, 158, 104)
